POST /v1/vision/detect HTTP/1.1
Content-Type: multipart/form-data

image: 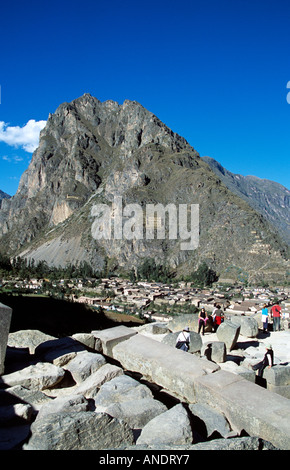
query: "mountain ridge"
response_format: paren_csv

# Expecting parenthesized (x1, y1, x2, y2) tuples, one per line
(0, 94, 288, 284)
(202, 156, 290, 246)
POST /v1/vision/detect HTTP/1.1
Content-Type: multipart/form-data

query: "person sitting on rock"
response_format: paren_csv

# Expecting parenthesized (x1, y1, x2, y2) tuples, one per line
(175, 327, 190, 352)
(252, 344, 274, 377)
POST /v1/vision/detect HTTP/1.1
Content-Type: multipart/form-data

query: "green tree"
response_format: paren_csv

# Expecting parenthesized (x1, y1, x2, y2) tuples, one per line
(189, 262, 218, 287)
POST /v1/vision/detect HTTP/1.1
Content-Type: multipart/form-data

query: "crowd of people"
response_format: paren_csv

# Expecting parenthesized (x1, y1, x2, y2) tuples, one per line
(261, 302, 283, 333)
(175, 301, 285, 378)
(175, 302, 225, 351)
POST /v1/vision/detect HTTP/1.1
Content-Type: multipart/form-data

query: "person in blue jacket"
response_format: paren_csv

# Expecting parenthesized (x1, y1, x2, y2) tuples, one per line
(261, 304, 269, 333)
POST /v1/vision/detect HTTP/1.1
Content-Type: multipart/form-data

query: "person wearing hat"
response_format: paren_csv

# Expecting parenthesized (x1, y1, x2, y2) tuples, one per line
(175, 327, 190, 352)
(252, 344, 274, 377)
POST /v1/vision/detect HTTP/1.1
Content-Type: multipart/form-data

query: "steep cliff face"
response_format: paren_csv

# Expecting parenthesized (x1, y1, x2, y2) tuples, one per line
(0, 94, 288, 283)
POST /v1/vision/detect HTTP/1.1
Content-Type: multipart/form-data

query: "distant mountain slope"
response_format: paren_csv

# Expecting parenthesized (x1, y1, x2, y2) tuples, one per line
(0, 190, 10, 199)
(0, 190, 11, 208)
(202, 156, 290, 246)
(0, 94, 288, 284)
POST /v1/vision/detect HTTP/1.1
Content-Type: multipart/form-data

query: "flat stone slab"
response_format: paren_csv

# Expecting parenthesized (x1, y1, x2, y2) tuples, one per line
(194, 369, 290, 450)
(92, 325, 137, 356)
(112, 334, 219, 402)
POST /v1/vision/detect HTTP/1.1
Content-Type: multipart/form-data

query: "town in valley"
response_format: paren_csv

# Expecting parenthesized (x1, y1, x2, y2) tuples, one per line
(1, 272, 289, 326)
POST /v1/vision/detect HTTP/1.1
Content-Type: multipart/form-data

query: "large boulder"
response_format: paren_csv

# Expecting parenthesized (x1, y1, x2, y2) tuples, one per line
(264, 364, 290, 398)
(138, 322, 171, 335)
(74, 363, 124, 398)
(94, 375, 154, 405)
(34, 337, 86, 363)
(216, 321, 240, 351)
(167, 314, 198, 332)
(63, 351, 106, 383)
(219, 361, 256, 382)
(71, 333, 101, 352)
(101, 398, 168, 430)
(136, 404, 193, 446)
(24, 411, 135, 450)
(168, 314, 213, 333)
(188, 403, 232, 439)
(201, 341, 226, 363)
(231, 316, 258, 338)
(1, 362, 65, 390)
(264, 364, 290, 386)
(8, 330, 56, 354)
(36, 394, 90, 421)
(0, 385, 53, 411)
(92, 325, 137, 357)
(94, 374, 168, 429)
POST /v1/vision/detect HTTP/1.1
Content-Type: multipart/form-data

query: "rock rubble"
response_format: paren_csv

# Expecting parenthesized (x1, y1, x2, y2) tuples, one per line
(0, 322, 285, 451)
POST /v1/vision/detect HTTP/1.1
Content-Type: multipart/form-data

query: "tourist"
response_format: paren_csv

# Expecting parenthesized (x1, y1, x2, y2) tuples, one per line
(261, 304, 269, 333)
(198, 308, 208, 335)
(271, 302, 282, 332)
(175, 326, 190, 352)
(213, 305, 224, 332)
(252, 344, 274, 377)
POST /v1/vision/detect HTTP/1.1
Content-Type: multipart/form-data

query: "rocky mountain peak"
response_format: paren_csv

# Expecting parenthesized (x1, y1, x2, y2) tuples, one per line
(0, 94, 288, 283)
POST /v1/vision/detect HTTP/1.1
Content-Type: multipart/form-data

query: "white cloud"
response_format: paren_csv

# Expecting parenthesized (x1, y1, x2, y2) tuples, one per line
(0, 119, 47, 153)
(2, 155, 24, 163)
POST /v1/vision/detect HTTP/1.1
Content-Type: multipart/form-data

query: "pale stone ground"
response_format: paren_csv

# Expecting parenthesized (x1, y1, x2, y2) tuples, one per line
(135, 325, 290, 366)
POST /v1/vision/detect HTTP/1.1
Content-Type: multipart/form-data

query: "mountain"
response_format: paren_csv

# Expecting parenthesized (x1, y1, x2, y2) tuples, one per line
(202, 156, 290, 246)
(0, 94, 288, 284)
(0, 190, 11, 208)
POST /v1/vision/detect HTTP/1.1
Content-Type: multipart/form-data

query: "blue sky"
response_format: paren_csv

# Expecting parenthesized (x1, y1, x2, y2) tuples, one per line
(0, 0, 289, 196)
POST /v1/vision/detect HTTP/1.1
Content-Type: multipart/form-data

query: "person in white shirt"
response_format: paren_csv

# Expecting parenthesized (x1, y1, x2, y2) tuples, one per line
(175, 327, 190, 352)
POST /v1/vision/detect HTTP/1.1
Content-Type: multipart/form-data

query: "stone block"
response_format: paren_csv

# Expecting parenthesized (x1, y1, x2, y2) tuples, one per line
(194, 369, 290, 450)
(137, 404, 193, 446)
(0, 303, 13, 375)
(24, 411, 134, 450)
(263, 364, 290, 386)
(91, 325, 137, 356)
(216, 320, 240, 350)
(267, 383, 290, 399)
(188, 402, 231, 438)
(201, 341, 226, 363)
(231, 316, 258, 338)
(1, 362, 65, 390)
(112, 334, 219, 402)
(74, 363, 124, 398)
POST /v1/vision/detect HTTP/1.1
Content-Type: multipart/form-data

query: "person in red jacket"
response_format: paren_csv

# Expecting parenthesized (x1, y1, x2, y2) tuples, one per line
(271, 302, 282, 332)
